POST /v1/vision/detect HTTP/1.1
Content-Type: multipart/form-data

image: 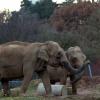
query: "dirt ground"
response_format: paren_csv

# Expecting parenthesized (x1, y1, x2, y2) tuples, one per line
(37, 76, 100, 100)
(0, 76, 99, 100)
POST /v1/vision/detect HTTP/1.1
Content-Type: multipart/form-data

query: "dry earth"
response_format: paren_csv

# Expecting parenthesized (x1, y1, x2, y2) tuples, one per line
(33, 76, 100, 100)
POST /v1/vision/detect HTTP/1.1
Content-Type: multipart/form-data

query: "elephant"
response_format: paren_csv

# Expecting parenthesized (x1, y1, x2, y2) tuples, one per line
(47, 46, 88, 94)
(1, 41, 30, 46)
(0, 41, 86, 96)
(0, 41, 30, 96)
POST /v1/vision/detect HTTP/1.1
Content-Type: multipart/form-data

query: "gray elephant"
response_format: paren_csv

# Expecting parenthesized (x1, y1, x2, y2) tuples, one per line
(0, 41, 86, 96)
(47, 46, 88, 94)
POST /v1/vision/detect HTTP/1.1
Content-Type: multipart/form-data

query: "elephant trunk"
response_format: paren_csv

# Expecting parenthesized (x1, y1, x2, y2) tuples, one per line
(71, 70, 85, 84)
(69, 61, 92, 84)
(63, 61, 85, 74)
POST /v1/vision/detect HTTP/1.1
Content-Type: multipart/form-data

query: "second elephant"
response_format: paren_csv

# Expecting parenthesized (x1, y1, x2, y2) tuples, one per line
(47, 46, 87, 94)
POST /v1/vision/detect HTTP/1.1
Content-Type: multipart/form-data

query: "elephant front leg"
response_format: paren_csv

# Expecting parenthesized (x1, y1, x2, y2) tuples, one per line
(72, 82, 77, 95)
(20, 71, 33, 96)
(70, 75, 77, 95)
(38, 70, 52, 96)
(1, 79, 10, 96)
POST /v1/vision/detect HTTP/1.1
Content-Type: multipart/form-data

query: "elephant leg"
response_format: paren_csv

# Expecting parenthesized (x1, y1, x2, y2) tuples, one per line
(20, 71, 33, 95)
(60, 73, 67, 85)
(72, 82, 77, 95)
(70, 75, 77, 95)
(1, 79, 10, 96)
(38, 70, 52, 96)
(60, 79, 66, 85)
(60, 75, 67, 85)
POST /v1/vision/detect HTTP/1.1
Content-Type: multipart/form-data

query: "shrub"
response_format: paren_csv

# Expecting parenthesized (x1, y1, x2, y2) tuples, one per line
(50, 2, 100, 31)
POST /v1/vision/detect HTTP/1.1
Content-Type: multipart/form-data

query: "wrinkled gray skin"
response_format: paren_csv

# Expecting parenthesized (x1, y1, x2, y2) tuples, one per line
(47, 46, 87, 94)
(0, 41, 85, 96)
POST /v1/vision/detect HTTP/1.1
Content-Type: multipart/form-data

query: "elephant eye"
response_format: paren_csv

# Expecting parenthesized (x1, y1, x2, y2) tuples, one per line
(56, 52, 62, 59)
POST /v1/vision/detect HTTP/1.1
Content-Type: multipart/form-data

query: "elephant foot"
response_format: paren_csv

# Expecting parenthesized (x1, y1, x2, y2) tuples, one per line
(3, 93, 10, 97)
(1, 79, 10, 97)
(2, 89, 10, 97)
(45, 93, 54, 97)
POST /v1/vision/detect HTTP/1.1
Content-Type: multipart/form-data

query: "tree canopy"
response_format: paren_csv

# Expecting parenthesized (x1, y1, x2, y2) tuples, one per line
(20, 0, 57, 19)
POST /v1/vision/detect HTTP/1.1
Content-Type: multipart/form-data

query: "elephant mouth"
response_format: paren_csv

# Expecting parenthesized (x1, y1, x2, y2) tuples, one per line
(71, 57, 78, 63)
(72, 65, 80, 68)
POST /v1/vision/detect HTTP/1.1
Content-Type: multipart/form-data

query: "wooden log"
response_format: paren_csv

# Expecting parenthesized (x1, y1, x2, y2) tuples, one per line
(37, 83, 68, 96)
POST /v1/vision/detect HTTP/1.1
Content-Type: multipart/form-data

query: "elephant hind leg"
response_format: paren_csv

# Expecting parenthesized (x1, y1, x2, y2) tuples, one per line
(1, 79, 10, 96)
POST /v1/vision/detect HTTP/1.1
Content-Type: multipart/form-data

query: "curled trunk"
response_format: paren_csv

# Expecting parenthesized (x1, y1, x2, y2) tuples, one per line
(63, 62, 85, 74)
(71, 70, 85, 84)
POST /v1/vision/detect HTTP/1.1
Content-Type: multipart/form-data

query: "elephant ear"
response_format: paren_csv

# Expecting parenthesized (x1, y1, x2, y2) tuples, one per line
(38, 47, 49, 62)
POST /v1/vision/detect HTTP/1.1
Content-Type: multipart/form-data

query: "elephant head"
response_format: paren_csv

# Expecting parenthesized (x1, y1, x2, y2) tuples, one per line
(37, 42, 86, 74)
(66, 46, 86, 68)
(65, 46, 90, 83)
